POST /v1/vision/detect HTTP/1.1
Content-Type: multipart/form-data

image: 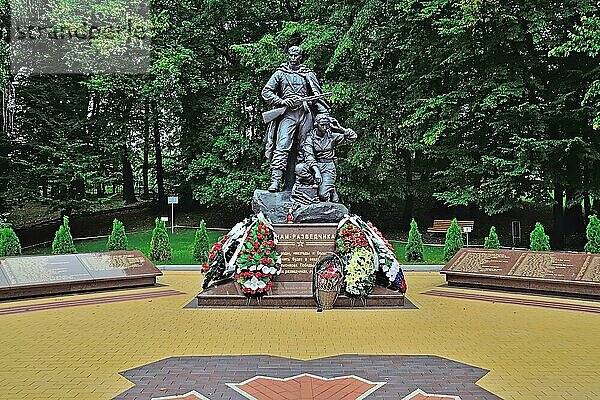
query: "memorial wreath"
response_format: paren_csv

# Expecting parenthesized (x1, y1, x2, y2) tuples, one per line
(335, 216, 407, 297)
(234, 219, 281, 296)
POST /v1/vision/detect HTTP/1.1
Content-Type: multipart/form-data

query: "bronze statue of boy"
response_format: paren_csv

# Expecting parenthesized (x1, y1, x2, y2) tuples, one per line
(292, 114, 357, 204)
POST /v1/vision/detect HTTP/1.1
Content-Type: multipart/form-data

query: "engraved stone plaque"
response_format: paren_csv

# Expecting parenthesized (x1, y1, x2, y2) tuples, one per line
(274, 223, 337, 282)
(78, 251, 156, 279)
(2, 254, 92, 285)
(0, 250, 161, 300)
(442, 249, 600, 297)
(0, 268, 9, 288)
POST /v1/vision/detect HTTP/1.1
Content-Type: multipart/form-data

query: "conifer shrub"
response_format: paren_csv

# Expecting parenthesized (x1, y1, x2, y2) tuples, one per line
(149, 218, 172, 261)
(484, 226, 500, 249)
(0, 223, 22, 256)
(193, 219, 210, 263)
(106, 219, 128, 251)
(584, 215, 600, 253)
(529, 222, 550, 251)
(52, 216, 76, 254)
(443, 218, 464, 262)
(405, 219, 424, 262)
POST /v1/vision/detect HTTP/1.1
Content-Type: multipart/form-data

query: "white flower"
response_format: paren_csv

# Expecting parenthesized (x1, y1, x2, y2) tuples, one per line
(386, 261, 400, 280)
(243, 276, 266, 291)
(261, 265, 279, 275)
(249, 265, 257, 271)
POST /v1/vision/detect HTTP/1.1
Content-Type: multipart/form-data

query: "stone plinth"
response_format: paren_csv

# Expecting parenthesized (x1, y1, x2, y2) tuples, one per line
(252, 190, 293, 223)
(196, 222, 405, 308)
(274, 223, 337, 283)
(196, 280, 405, 308)
(252, 190, 348, 223)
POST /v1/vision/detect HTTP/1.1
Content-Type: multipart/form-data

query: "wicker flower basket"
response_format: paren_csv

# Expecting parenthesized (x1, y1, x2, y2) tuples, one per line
(317, 289, 338, 309)
(313, 255, 343, 310)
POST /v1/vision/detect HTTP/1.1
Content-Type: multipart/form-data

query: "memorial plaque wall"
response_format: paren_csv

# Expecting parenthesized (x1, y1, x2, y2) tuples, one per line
(442, 248, 600, 297)
(273, 223, 338, 282)
(0, 250, 161, 300)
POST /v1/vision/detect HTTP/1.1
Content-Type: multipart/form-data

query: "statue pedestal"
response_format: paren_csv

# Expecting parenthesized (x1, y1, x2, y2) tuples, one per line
(251, 190, 349, 223)
(196, 222, 405, 308)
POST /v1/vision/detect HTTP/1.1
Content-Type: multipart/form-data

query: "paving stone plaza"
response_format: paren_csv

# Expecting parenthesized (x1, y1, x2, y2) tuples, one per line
(0, 271, 598, 399)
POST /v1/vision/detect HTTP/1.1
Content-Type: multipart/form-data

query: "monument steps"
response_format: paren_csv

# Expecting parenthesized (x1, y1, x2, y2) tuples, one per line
(196, 280, 405, 308)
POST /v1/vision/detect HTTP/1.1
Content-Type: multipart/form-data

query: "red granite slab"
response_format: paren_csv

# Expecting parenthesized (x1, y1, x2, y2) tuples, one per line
(441, 248, 600, 298)
(274, 223, 338, 283)
(0, 250, 161, 300)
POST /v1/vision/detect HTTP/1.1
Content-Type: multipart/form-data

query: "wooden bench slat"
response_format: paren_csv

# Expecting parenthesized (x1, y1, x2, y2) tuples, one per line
(427, 219, 475, 233)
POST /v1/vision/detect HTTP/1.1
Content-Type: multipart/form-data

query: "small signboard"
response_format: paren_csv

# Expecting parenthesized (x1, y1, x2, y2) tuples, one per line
(160, 216, 169, 222)
(512, 220, 522, 246)
(168, 196, 179, 205)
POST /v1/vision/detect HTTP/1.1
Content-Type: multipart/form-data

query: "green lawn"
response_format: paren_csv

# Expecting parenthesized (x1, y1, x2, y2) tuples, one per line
(390, 241, 445, 264)
(24, 229, 446, 265)
(25, 229, 223, 265)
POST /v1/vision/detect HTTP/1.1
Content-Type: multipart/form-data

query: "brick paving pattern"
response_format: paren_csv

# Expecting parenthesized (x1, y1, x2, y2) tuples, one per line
(1, 271, 599, 399)
(0, 289, 184, 315)
(115, 355, 500, 400)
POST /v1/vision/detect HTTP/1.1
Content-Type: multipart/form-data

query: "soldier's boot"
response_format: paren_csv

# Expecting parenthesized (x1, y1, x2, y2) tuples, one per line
(331, 189, 340, 203)
(268, 170, 284, 192)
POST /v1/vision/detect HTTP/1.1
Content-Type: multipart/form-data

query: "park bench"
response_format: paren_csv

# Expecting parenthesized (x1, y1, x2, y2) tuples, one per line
(427, 219, 475, 234)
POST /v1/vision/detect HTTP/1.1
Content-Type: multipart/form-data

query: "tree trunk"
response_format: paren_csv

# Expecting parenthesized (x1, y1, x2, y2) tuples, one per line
(41, 179, 48, 198)
(96, 182, 105, 198)
(401, 148, 414, 231)
(141, 100, 150, 200)
(564, 190, 584, 234)
(592, 197, 600, 216)
(584, 195, 591, 220)
(71, 178, 85, 200)
(121, 143, 137, 204)
(551, 185, 565, 250)
(152, 100, 166, 207)
(121, 101, 136, 205)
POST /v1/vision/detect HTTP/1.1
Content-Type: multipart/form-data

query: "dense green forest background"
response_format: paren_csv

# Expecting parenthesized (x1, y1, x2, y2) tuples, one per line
(0, 0, 598, 248)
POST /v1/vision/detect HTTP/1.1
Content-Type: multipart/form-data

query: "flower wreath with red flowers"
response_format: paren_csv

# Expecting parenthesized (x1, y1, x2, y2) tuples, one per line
(201, 219, 253, 289)
(235, 218, 280, 296)
(201, 235, 228, 273)
(336, 222, 369, 253)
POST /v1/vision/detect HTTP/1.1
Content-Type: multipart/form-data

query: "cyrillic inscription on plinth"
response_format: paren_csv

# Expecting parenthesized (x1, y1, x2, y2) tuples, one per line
(274, 223, 337, 282)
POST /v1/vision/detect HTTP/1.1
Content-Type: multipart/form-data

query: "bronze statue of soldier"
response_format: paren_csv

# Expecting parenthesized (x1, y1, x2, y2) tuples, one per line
(261, 46, 330, 192)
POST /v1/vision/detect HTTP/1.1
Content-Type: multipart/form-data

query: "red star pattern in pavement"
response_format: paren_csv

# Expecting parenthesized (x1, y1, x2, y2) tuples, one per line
(227, 373, 386, 400)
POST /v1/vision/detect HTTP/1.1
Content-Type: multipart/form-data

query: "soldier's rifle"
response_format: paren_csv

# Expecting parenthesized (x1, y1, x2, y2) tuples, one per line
(262, 92, 332, 124)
